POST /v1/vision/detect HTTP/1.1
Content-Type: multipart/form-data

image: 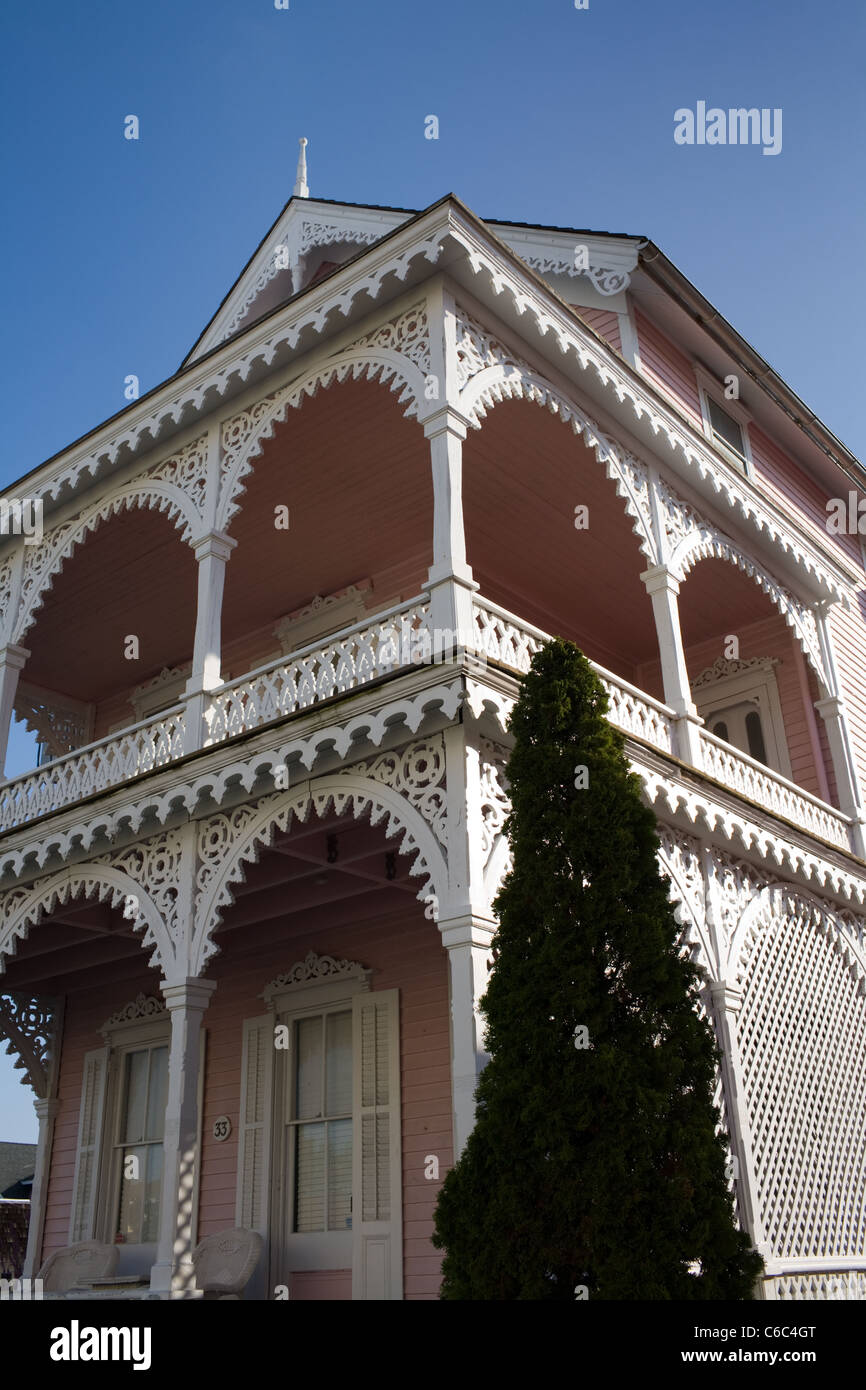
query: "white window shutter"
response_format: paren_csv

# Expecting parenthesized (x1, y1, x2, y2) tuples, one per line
(352, 990, 402, 1300)
(69, 1046, 109, 1243)
(236, 1015, 274, 1237)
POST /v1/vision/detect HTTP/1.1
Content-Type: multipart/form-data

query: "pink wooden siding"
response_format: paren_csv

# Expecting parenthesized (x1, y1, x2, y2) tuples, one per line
(829, 600, 866, 798)
(748, 426, 860, 567)
(633, 309, 704, 430)
(39, 901, 451, 1299)
(573, 305, 622, 354)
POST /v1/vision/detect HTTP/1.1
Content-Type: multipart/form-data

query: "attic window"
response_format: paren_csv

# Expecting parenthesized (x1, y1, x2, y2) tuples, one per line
(695, 366, 753, 476)
(707, 397, 746, 462)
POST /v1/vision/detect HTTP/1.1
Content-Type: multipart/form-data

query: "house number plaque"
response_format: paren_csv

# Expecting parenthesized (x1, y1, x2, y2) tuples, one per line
(212, 1116, 232, 1142)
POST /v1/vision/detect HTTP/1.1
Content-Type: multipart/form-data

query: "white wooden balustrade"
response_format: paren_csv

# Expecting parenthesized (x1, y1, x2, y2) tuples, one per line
(0, 706, 187, 831)
(205, 598, 431, 744)
(700, 727, 852, 851)
(0, 593, 858, 859)
(472, 596, 856, 854)
(473, 596, 676, 754)
(0, 601, 430, 831)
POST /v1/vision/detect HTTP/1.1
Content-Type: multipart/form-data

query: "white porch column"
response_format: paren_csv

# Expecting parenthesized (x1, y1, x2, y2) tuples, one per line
(640, 565, 703, 765)
(813, 603, 866, 857)
(708, 981, 772, 1268)
(150, 977, 216, 1295)
(440, 915, 495, 1157)
(21, 1097, 60, 1279)
(438, 723, 496, 1156)
(424, 407, 478, 656)
(0, 643, 29, 775)
(184, 531, 236, 754)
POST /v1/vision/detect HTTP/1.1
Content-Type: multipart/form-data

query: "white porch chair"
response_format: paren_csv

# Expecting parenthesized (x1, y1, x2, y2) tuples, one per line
(191, 1227, 263, 1299)
(37, 1239, 119, 1292)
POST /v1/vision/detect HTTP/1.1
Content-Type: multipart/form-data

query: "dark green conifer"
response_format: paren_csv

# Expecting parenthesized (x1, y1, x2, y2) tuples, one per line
(433, 638, 764, 1299)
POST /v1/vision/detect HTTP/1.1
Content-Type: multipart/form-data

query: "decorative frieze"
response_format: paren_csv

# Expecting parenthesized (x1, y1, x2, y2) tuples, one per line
(344, 736, 448, 848)
(522, 253, 631, 296)
(14, 684, 94, 760)
(478, 738, 510, 866)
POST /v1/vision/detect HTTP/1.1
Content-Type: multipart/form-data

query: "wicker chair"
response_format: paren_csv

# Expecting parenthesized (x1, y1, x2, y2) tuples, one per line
(37, 1240, 119, 1292)
(191, 1228, 263, 1299)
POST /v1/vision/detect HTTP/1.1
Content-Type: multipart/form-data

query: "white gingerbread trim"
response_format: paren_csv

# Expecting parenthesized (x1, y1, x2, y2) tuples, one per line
(8, 438, 208, 646)
(216, 303, 431, 531)
(0, 864, 174, 979)
(0, 992, 62, 1098)
(262, 950, 372, 1006)
(99, 992, 168, 1035)
(454, 307, 657, 565)
(0, 677, 465, 875)
(191, 768, 450, 976)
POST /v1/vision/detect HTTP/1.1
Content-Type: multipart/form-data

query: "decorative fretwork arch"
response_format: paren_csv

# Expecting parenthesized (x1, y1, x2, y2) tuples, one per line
(673, 528, 827, 692)
(8, 442, 206, 646)
(0, 864, 174, 980)
(192, 772, 449, 977)
(727, 883, 866, 1262)
(216, 304, 431, 532)
(456, 314, 657, 567)
(656, 474, 827, 690)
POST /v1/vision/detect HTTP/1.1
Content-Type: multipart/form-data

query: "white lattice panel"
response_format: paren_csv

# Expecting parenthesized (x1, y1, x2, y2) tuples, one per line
(766, 1271, 866, 1300)
(735, 902, 866, 1262)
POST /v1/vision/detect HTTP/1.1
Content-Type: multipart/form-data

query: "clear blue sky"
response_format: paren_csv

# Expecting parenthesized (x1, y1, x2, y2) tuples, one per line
(0, 0, 863, 1142)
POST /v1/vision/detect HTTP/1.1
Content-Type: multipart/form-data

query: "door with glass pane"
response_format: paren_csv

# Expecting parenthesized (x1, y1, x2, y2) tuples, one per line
(276, 1006, 354, 1279)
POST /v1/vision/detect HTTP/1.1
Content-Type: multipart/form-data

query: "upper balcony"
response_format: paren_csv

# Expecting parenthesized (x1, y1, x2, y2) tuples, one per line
(0, 371, 859, 862)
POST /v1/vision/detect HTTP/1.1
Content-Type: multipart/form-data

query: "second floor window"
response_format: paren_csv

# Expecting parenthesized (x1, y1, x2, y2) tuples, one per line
(708, 700, 768, 765)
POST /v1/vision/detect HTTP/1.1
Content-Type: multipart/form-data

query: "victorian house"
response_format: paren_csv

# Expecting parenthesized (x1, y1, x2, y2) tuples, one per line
(1, 143, 864, 1300)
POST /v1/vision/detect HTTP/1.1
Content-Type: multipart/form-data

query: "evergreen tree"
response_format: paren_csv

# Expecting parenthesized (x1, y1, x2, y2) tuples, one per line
(433, 639, 764, 1299)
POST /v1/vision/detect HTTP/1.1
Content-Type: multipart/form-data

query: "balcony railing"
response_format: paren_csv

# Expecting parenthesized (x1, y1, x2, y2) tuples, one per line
(0, 705, 187, 832)
(0, 590, 857, 859)
(205, 597, 431, 745)
(700, 727, 851, 851)
(0, 597, 430, 833)
(474, 596, 676, 754)
(472, 595, 855, 853)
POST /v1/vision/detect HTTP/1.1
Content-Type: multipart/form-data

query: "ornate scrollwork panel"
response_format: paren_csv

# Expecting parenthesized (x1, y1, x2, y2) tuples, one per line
(0, 992, 62, 1098)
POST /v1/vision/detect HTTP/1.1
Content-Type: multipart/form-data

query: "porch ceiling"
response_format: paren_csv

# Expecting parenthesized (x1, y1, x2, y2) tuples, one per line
(22, 508, 198, 704)
(463, 398, 657, 679)
(220, 377, 432, 640)
(678, 557, 781, 647)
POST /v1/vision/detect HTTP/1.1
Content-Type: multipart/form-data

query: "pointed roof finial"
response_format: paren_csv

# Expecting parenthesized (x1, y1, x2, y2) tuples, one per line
(293, 137, 309, 198)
